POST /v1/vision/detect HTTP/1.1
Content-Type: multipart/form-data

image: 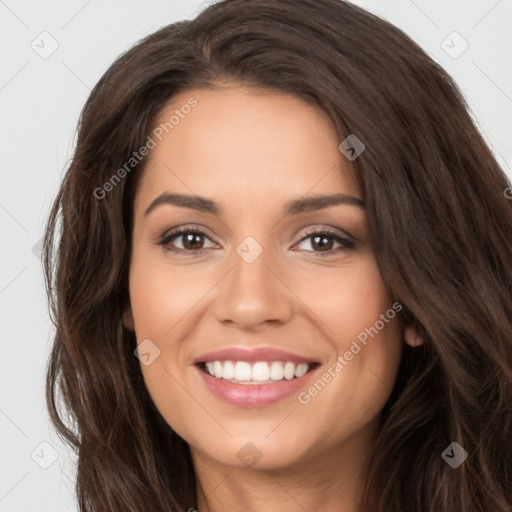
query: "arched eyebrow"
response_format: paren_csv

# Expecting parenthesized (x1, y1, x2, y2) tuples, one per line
(285, 193, 364, 214)
(144, 192, 365, 217)
(144, 193, 221, 216)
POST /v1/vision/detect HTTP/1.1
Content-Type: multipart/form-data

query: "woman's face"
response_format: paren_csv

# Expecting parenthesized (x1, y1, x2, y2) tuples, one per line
(125, 84, 404, 471)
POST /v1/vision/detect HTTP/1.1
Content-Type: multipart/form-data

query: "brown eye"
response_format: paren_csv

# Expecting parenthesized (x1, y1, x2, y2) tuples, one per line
(310, 233, 335, 251)
(181, 231, 205, 250)
(159, 228, 217, 253)
(294, 229, 356, 256)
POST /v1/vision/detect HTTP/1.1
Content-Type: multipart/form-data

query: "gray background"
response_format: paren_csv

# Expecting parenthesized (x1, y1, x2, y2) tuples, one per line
(1, 1, 511, 511)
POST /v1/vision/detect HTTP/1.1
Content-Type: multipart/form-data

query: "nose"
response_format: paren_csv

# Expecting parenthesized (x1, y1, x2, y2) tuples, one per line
(212, 239, 294, 330)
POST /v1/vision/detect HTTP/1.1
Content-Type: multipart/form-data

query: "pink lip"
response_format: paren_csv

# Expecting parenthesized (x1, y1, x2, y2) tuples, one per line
(193, 347, 316, 364)
(195, 364, 319, 407)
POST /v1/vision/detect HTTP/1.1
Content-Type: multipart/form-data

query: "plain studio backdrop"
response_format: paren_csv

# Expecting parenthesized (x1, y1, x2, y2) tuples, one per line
(0, 1, 510, 511)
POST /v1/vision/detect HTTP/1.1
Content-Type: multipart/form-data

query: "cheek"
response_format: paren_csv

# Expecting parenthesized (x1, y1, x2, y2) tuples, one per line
(293, 255, 403, 420)
(127, 253, 218, 421)
(128, 254, 213, 338)
(292, 253, 398, 345)
(128, 260, 203, 440)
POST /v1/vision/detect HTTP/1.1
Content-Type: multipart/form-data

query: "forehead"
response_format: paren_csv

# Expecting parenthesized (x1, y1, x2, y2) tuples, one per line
(136, 85, 361, 213)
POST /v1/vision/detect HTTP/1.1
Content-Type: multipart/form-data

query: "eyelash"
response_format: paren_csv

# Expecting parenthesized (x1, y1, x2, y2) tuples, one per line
(157, 225, 356, 257)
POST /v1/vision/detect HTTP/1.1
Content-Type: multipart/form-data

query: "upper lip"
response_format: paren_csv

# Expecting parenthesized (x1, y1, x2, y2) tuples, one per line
(193, 347, 319, 365)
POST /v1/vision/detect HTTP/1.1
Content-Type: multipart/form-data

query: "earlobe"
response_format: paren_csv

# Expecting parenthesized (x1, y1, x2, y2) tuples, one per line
(122, 306, 135, 331)
(404, 322, 424, 347)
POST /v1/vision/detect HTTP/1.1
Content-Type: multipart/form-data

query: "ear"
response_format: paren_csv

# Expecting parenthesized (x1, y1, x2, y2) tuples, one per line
(404, 322, 424, 347)
(122, 305, 135, 331)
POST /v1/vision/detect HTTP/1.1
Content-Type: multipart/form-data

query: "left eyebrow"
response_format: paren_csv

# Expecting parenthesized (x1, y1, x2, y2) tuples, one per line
(283, 193, 365, 215)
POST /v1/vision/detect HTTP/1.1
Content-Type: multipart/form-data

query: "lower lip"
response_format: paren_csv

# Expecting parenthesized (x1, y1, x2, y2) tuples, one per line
(196, 365, 318, 407)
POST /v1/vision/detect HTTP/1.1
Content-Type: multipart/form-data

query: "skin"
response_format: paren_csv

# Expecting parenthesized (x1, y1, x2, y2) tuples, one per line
(123, 83, 421, 512)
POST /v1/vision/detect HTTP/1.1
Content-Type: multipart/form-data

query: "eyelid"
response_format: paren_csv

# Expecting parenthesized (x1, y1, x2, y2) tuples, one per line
(295, 225, 356, 243)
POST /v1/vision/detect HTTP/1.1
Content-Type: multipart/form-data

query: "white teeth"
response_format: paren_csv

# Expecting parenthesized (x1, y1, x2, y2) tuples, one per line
(234, 361, 252, 381)
(294, 363, 308, 378)
(203, 360, 313, 383)
(223, 360, 235, 380)
(213, 360, 223, 379)
(252, 362, 270, 381)
(284, 362, 295, 380)
(270, 361, 284, 381)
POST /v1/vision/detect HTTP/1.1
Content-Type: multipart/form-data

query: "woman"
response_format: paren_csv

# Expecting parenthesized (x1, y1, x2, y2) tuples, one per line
(43, 0, 512, 510)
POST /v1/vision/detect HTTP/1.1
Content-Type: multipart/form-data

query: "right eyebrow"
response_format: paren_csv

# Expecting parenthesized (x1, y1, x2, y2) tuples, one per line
(144, 193, 222, 217)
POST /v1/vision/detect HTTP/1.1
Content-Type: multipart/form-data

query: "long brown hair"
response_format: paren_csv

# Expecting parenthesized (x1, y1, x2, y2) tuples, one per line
(43, 0, 512, 510)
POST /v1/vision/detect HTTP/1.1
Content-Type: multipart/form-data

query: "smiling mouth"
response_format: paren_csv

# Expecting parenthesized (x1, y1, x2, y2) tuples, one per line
(197, 360, 320, 385)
